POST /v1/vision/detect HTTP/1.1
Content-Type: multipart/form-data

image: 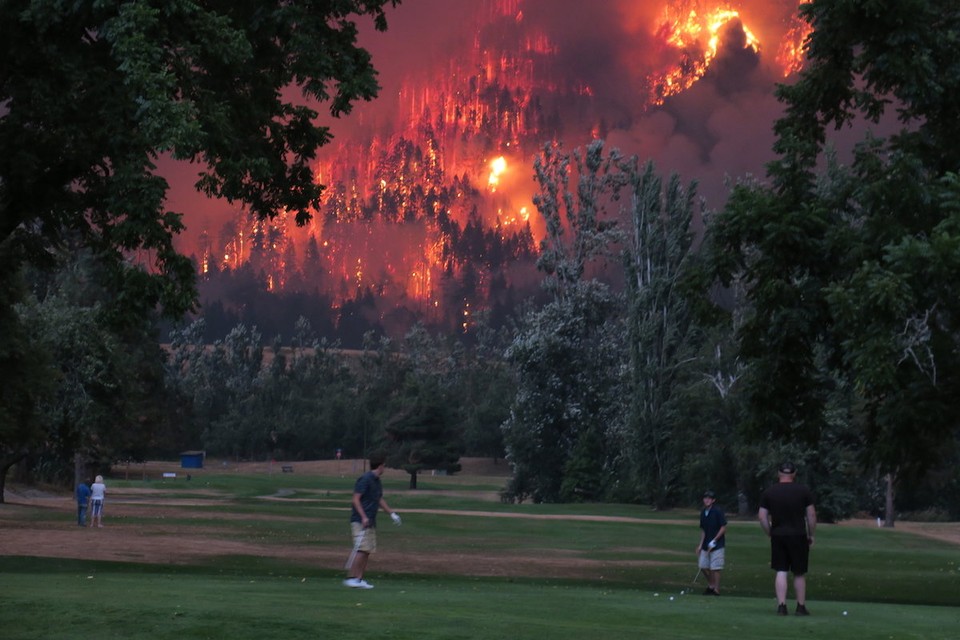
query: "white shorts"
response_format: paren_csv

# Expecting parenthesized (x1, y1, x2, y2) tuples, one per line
(699, 547, 725, 570)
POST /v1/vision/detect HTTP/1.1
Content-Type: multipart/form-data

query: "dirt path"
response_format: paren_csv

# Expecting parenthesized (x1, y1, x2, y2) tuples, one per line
(0, 491, 684, 579)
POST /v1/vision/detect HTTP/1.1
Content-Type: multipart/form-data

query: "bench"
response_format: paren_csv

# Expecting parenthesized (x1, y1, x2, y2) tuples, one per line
(162, 472, 177, 479)
(281, 465, 294, 473)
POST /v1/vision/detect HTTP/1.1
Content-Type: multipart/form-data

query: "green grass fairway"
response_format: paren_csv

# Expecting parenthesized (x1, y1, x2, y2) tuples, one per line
(2, 560, 958, 640)
(1, 460, 958, 639)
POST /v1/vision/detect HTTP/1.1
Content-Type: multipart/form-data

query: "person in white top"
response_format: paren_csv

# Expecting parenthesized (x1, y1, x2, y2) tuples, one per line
(90, 475, 106, 528)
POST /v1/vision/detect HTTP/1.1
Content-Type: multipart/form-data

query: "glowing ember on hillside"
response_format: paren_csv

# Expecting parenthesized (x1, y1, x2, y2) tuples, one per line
(488, 156, 508, 191)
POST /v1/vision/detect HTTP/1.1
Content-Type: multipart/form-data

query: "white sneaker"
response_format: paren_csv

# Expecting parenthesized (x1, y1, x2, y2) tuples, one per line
(343, 578, 374, 589)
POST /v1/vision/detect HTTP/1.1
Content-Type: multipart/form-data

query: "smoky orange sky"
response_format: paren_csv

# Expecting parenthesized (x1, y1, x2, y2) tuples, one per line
(163, 0, 833, 256)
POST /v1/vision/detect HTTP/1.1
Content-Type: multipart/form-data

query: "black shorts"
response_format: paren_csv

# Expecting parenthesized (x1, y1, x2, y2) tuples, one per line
(770, 534, 809, 574)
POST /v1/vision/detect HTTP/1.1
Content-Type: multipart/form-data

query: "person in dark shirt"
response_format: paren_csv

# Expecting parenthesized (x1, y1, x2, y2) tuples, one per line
(696, 489, 727, 595)
(343, 453, 401, 589)
(758, 461, 817, 616)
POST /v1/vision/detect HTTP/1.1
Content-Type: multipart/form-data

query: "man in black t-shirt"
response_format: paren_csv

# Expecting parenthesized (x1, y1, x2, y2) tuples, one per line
(758, 461, 816, 616)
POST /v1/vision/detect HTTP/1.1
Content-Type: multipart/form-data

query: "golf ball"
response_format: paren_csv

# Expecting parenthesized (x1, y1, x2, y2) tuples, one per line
(669, 596, 674, 601)
(843, 611, 848, 616)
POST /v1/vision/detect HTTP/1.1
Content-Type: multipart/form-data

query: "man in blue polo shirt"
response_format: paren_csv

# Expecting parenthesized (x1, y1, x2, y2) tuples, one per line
(344, 453, 401, 589)
(697, 489, 727, 595)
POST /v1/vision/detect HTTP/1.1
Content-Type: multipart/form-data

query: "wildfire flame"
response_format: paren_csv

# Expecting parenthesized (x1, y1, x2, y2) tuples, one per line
(651, 4, 761, 103)
(194, 0, 811, 328)
(776, 18, 811, 77)
(488, 156, 507, 191)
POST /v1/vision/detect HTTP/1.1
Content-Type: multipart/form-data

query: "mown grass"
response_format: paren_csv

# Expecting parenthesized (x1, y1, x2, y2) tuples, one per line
(2, 558, 958, 640)
(2, 468, 958, 639)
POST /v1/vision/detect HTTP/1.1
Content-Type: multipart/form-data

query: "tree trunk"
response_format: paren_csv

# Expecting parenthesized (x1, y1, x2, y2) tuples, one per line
(408, 470, 418, 490)
(0, 450, 29, 505)
(74, 453, 87, 490)
(883, 472, 896, 528)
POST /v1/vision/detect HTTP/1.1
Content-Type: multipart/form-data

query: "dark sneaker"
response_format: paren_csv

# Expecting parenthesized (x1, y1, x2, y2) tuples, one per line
(703, 588, 716, 595)
(795, 604, 810, 616)
(777, 603, 788, 616)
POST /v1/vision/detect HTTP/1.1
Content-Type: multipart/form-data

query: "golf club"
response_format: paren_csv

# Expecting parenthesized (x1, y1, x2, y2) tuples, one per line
(345, 528, 367, 570)
(692, 567, 702, 585)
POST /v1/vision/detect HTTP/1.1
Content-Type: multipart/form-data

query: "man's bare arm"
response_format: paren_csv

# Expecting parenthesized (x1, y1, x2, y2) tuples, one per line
(805, 504, 817, 545)
(758, 506, 771, 536)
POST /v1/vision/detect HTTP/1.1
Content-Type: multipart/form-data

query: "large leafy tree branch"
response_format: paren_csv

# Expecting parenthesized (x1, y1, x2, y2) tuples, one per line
(0, 0, 399, 491)
(1, 0, 399, 318)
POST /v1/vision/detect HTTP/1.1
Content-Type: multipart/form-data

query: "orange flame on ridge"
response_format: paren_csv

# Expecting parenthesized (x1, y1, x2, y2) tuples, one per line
(776, 19, 811, 77)
(652, 4, 761, 103)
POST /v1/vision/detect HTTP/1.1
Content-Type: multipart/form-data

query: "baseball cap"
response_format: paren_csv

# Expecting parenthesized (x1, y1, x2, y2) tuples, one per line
(778, 461, 797, 474)
(703, 490, 716, 499)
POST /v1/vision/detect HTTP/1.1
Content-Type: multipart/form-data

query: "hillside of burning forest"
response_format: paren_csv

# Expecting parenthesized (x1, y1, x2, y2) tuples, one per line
(175, 0, 810, 346)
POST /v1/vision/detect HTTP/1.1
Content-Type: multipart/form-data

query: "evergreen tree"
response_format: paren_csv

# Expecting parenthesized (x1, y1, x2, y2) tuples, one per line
(384, 377, 463, 489)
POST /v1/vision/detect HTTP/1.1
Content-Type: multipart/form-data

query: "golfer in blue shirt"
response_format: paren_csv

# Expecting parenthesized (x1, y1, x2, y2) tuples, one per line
(697, 489, 727, 595)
